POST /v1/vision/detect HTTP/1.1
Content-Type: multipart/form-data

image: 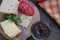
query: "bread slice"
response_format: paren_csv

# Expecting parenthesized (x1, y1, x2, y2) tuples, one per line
(20, 14, 33, 28)
(1, 19, 21, 38)
(0, 0, 18, 14)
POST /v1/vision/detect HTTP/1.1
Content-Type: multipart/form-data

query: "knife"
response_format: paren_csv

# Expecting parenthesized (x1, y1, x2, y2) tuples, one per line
(20, 25, 26, 40)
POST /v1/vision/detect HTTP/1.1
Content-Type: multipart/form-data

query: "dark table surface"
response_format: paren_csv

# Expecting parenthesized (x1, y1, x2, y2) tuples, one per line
(0, 0, 60, 40)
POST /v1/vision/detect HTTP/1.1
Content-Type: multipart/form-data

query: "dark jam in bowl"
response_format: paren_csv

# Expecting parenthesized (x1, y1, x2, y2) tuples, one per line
(31, 21, 50, 39)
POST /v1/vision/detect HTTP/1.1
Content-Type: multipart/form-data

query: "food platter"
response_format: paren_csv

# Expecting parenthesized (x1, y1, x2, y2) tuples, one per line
(0, 1, 40, 40)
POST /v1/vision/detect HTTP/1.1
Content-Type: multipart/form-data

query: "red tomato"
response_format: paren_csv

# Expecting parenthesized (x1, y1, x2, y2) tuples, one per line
(36, 0, 44, 3)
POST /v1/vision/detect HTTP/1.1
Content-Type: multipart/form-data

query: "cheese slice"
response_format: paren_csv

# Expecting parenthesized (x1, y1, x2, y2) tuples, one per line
(1, 19, 21, 38)
(0, 0, 18, 14)
(20, 14, 33, 28)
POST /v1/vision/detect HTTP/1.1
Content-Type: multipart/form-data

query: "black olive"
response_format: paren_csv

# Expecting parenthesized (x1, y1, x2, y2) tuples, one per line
(31, 21, 50, 39)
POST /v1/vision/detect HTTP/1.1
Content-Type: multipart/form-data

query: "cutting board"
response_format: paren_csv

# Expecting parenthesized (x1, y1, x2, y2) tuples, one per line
(0, 1, 40, 40)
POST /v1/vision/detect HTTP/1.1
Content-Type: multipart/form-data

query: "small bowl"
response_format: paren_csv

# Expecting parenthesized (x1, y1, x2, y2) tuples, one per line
(31, 21, 51, 40)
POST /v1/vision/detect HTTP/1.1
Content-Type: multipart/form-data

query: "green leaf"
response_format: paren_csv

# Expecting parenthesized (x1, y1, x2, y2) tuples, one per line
(4, 14, 22, 24)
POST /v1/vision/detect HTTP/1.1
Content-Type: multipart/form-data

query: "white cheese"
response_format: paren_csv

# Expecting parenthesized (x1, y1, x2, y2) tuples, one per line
(0, 0, 18, 14)
(20, 14, 33, 28)
(1, 19, 21, 38)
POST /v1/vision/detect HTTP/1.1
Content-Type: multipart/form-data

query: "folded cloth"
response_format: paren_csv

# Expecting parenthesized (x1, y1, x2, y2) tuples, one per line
(38, 0, 60, 25)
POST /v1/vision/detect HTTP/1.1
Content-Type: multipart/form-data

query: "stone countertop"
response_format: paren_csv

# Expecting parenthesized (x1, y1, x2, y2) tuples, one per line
(27, 0, 60, 40)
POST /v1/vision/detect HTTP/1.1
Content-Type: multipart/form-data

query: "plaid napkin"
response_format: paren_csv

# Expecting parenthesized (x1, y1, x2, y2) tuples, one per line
(38, 0, 60, 25)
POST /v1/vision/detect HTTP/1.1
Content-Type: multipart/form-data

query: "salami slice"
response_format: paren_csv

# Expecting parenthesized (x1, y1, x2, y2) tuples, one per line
(18, 1, 34, 16)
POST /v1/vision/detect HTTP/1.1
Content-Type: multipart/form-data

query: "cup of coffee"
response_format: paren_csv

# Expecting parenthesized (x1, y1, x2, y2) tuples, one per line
(31, 21, 50, 40)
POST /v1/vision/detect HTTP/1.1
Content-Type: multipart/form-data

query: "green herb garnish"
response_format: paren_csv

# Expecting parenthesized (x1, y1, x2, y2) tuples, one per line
(4, 14, 22, 24)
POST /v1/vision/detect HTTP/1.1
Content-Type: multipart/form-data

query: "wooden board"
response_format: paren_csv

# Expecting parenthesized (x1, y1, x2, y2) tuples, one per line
(0, 1, 40, 40)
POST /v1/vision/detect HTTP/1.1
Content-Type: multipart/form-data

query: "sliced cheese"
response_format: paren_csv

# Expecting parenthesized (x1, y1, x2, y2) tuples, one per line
(0, 0, 18, 14)
(1, 19, 21, 38)
(20, 14, 33, 28)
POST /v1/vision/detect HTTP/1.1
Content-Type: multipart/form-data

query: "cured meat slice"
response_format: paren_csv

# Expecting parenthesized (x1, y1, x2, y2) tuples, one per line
(18, 1, 34, 16)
